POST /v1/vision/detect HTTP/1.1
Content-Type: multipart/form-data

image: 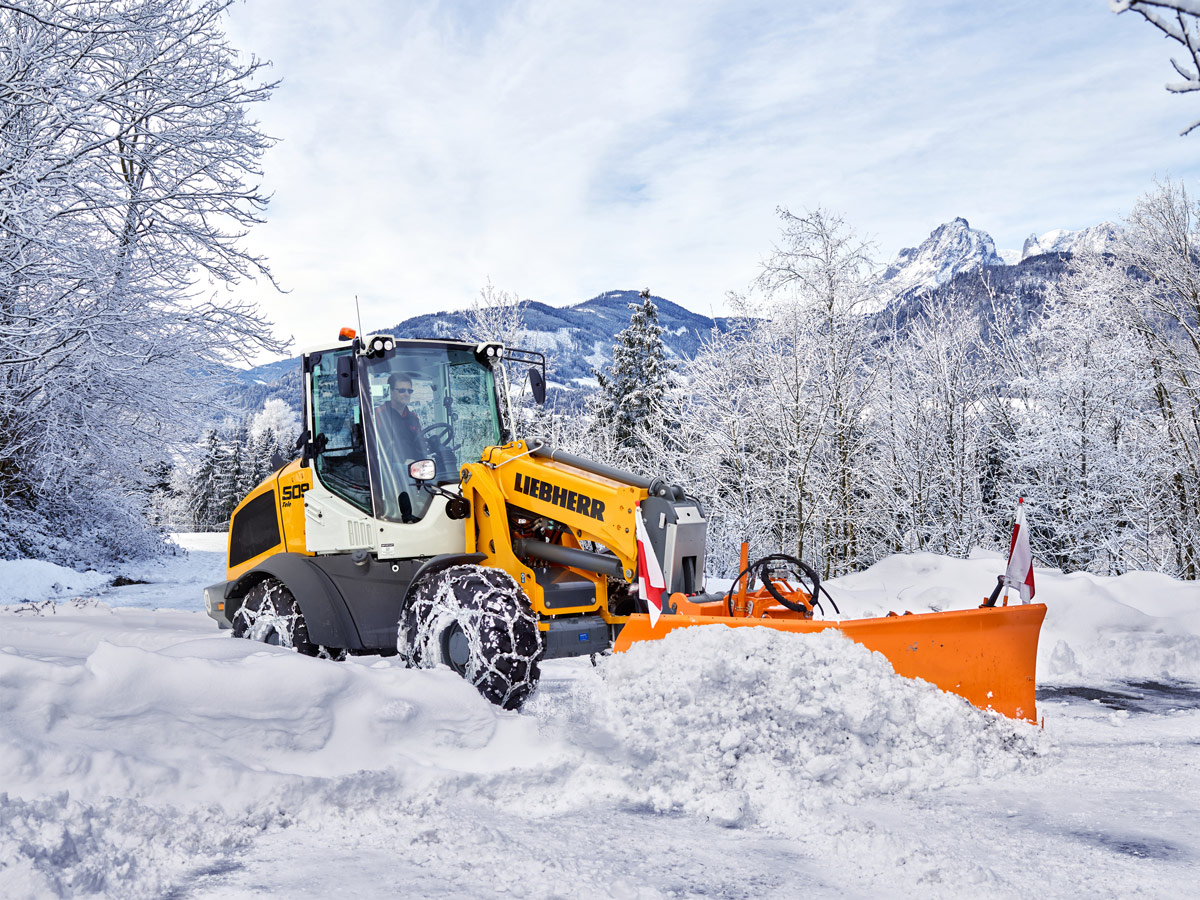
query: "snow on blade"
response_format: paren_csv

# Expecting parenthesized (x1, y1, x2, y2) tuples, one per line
(568, 625, 1046, 831)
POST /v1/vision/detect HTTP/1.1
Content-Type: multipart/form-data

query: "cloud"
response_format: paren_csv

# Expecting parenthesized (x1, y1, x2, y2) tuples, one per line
(222, 0, 1200, 360)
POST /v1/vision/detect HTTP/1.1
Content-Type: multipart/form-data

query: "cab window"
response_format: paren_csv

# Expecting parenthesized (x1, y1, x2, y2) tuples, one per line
(363, 346, 503, 523)
(310, 349, 370, 513)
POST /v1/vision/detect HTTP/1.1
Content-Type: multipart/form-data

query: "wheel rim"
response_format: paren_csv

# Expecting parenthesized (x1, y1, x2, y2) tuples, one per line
(441, 622, 470, 675)
(248, 614, 290, 647)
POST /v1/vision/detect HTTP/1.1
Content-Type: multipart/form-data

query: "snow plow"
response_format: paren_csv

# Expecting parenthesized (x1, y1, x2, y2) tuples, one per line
(204, 332, 1046, 719)
(615, 546, 1046, 721)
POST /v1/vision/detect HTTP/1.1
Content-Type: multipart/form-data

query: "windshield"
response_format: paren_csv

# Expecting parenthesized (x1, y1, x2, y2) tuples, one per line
(361, 344, 503, 522)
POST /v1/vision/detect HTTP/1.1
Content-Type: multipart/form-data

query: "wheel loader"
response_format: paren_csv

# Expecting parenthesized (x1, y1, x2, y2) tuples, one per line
(205, 332, 1046, 718)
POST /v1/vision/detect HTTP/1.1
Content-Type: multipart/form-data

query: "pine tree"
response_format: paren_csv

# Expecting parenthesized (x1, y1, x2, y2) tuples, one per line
(592, 291, 676, 458)
(191, 430, 224, 531)
(220, 421, 251, 523)
(144, 460, 176, 528)
(251, 427, 279, 483)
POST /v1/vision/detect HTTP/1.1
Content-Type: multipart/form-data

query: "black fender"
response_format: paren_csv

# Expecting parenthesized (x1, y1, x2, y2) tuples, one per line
(227, 553, 364, 650)
(402, 552, 487, 608)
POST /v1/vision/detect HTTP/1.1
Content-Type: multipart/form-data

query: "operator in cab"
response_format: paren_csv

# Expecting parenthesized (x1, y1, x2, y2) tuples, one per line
(376, 373, 428, 462)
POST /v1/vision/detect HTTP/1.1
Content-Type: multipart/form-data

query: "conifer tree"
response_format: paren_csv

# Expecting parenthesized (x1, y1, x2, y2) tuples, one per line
(250, 427, 279, 484)
(191, 430, 225, 531)
(592, 290, 676, 458)
(221, 422, 251, 523)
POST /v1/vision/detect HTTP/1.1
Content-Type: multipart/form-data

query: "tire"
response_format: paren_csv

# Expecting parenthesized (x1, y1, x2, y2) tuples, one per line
(398, 565, 543, 710)
(231, 578, 345, 660)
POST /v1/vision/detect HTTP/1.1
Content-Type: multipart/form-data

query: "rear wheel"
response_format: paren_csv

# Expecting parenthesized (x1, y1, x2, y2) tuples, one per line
(398, 565, 543, 710)
(232, 578, 344, 660)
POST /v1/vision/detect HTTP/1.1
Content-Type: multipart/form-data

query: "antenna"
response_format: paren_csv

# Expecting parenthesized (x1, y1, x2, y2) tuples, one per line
(354, 295, 364, 338)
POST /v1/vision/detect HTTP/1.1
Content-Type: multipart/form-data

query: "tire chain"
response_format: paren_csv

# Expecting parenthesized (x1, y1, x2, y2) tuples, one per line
(232, 580, 342, 660)
(399, 565, 543, 710)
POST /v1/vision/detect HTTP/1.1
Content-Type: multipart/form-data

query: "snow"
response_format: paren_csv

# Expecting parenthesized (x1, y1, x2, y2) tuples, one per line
(0, 561, 110, 603)
(1, 538, 1198, 898)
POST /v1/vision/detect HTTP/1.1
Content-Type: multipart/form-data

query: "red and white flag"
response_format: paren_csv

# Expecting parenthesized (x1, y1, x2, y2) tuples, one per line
(634, 505, 666, 627)
(1005, 498, 1035, 604)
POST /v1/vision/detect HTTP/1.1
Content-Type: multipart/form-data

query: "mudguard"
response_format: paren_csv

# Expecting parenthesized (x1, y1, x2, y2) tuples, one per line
(403, 552, 487, 607)
(227, 553, 364, 650)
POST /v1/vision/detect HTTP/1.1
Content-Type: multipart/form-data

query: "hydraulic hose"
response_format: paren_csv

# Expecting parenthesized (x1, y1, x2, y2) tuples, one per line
(724, 553, 840, 617)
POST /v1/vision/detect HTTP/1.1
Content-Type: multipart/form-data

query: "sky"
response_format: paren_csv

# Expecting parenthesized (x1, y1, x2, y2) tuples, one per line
(221, 0, 1200, 362)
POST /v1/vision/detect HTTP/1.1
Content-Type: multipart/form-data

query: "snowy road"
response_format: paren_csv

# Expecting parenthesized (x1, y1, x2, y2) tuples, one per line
(2, 537, 1198, 899)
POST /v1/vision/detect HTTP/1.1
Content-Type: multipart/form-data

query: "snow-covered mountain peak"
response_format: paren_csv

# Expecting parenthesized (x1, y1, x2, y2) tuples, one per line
(1020, 222, 1120, 260)
(878, 217, 1005, 300)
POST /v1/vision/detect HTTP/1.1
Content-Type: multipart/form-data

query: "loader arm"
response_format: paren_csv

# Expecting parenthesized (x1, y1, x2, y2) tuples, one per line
(459, 441, 706, 621)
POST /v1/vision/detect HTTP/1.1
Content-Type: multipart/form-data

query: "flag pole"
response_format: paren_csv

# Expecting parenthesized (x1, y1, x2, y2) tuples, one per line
(1003, 497, 1025, 607)
(1003, 496, 1032, 609)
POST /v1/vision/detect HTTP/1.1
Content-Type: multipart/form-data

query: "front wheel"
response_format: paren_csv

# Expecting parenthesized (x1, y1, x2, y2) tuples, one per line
(398, 565, 543, 710)
(231, 578, 344, 660)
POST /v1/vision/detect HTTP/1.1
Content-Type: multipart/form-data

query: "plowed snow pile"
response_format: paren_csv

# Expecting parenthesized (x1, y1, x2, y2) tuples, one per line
(553, 625, 1046, 830)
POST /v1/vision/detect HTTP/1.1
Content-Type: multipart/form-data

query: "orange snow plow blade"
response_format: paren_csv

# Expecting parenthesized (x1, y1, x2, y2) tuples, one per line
(613, 603, 1047, 722)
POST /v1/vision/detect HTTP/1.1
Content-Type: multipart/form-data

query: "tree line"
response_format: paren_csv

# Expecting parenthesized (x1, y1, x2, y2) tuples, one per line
(577, 183, 1200, 582)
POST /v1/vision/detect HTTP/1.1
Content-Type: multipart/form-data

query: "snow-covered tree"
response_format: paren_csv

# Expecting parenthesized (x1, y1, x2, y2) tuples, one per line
(872, 294, 994, 558)
(467, 278, 528, 347)
(1113, 1, 1200, 135)
(251, 398, 300, 446)
(990, 256, 1161, 574)
(751, 208, 878, 576)
(0, 0, 284, 560)
(191, 430, 225, 532)
(1105, 180, 1200, 575)
(657, 313, 792, 576)
(592, 290, 676, 464)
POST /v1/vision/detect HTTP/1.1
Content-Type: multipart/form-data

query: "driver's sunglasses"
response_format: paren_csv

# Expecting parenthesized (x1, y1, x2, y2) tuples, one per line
(393, 388, 413, 394)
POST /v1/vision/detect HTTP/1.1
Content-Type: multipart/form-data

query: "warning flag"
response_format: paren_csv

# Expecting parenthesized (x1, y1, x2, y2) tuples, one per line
(634, 505, 666, 627)
(1005, 498, 1035, 604)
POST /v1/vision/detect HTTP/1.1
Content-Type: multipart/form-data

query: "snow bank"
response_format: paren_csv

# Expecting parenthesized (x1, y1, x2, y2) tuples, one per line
(0, 793, 263, 900)
(0, 559, 110, 603)
(167, 532, 226, 553)
(535, 625, 1046, 832)
(3, 546, 1197, 897)
(0, 624, 543, 809)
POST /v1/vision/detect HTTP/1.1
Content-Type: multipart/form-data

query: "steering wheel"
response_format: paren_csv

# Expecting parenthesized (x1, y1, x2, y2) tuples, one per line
(422, 422, 452, 445)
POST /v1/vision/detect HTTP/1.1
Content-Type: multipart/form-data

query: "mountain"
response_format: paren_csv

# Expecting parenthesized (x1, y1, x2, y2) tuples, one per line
(875, 217, 1006, 302)
(386, 290, 732, 388)
(876, 251, 1072, 340)
(1020, 222, 1120, 260)
(872, 219, 1123, 338)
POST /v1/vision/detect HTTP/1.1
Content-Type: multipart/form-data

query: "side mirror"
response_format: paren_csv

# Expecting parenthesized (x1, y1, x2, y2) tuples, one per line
(336, 355, 356, 398)
(528, 365, 546, 405)
(408, 459, 436, 482)
(296, 428, 311, 467)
